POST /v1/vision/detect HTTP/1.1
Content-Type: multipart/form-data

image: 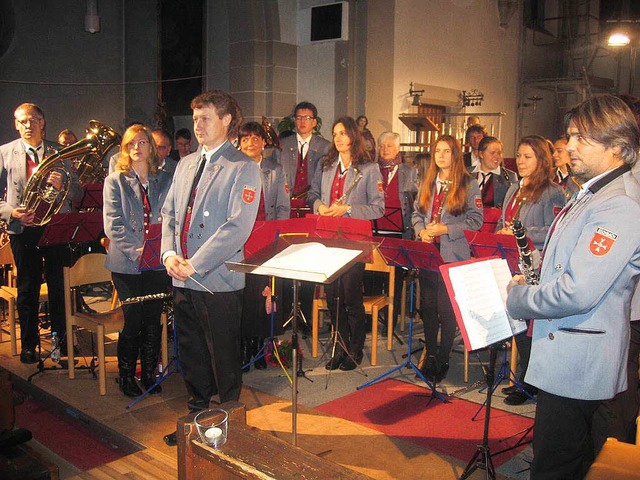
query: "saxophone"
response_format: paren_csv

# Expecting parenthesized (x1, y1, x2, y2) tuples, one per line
(509, 197, 539, 285)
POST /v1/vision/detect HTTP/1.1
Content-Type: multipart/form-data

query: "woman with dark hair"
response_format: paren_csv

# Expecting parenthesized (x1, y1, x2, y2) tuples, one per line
(412, 134, 483, 383)
(308, 116, 384, 371)
(237, 122, 290, 371)
(356, 115, 376, 158)
(104, 124, 172, 397)
(496, 135, 566, 405)
(496, 135, 566, 250)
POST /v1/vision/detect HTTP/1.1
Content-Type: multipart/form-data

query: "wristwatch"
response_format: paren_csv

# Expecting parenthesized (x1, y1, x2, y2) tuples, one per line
(346, 204, 352, 216)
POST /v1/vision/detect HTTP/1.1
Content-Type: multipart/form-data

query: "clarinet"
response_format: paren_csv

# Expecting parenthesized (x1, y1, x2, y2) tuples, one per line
(120, 292, 173, 305)
(422, 180, 451, 242)
(509, 197, 539, 285)
(331, 169, 363, 207)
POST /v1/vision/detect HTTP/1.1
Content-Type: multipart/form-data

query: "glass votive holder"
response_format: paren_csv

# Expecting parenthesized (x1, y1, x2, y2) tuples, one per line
(194, 408, 229, 448)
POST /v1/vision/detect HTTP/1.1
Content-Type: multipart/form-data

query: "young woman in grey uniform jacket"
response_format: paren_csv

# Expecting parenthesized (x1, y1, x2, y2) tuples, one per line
(308, 116, 385, 371)
(495, 135, 566, 405)
(412, 135, 483, 383)
(103, 125, 172, 397)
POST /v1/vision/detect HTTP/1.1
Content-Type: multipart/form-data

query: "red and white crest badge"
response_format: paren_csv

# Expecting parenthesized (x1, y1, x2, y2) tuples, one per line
(242, 185, 257, 204)
(284, 183, 290, 195)
(589, 227, 617, 256)
(377, 180, 384, 193)
(553, 205, 563, 216)
(475, 196, 483, 209)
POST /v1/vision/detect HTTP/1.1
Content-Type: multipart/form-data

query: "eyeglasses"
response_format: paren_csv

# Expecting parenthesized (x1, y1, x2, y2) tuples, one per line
(294, 115, 315, 122)
(128, 140, 149, 149)
(16, 117, 43, 127)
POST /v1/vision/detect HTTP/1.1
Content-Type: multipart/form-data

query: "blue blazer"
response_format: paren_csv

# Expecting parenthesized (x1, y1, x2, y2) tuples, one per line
(308, 159, 385, 221)
(497, 182, 566, 250)
(161, 142, 261, 292)
(507, 168, 640, 400)
(412, 177, 483, 263)
(103, 169, 172, 274)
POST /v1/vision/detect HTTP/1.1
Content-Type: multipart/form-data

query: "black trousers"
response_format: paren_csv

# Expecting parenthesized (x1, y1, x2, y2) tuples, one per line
(325, 263, 366, 357)
(9, 227, 71, 351)
(111, 270, 169, 337)
(418, 270, 456, 365)
(531, 390, 600, 480)
(592, 320, 640, 450)
(174, 287, 242, 411)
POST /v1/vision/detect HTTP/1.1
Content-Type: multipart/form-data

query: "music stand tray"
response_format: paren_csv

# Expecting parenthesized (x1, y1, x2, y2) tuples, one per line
(227, 235, 376, 446)
(38, 212, 103, 247)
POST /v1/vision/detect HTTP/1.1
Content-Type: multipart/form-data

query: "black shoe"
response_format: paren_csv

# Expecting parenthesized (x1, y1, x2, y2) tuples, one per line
(19, 349, 39, 364)
(504, 390, 534, 405)
(163, 431, 177, 447)
(339, 352, 363, 371)
(416, 355, 438, 381)
(501, 385, 518, 395)
(325, 353, 345, 370)
(434, 362, 449, 383)
(118, 376, 143, 397)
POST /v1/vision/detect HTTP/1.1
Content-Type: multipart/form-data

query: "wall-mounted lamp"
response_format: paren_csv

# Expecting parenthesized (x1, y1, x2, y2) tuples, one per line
(85, 0, 100, 34)
(460, 90, 484, 107)
(606, 19, 640, 47)
(409, 82, 425, 107)
(608, 32, 631, 46)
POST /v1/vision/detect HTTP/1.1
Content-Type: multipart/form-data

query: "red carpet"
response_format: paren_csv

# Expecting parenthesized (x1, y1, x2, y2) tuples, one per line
(15, 398, 134, 471)
(317, 379, 533, 467)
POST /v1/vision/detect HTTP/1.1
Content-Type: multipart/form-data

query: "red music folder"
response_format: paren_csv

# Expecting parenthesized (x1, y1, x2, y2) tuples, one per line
(439, 256, 527, 352)
(138, 223, 163, 271)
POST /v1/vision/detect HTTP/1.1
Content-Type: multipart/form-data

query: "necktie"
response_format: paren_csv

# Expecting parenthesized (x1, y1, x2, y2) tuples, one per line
(299, 141, 307, 162)
(479, 172, 491, 190)
(29, 147, 39, 164)
(180, 155, 207, 258)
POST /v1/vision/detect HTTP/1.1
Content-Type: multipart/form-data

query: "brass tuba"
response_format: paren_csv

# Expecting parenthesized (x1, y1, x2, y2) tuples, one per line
(21, 120, 120, 226)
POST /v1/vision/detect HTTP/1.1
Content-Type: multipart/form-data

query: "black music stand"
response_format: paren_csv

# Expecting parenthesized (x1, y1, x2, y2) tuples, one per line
(464, 230, 528, 275)
(357, 236, 447, 403)
(37, 212, 103, 247)
(228, 235, 374, 446)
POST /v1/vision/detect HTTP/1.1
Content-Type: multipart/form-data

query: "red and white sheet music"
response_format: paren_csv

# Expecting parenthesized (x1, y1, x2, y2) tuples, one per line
(440, 257, 527, 351)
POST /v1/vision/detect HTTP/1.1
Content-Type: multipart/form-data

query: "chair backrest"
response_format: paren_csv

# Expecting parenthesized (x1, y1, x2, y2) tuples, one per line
(364, 247, 395, 298)
(65, 253, 111, 290)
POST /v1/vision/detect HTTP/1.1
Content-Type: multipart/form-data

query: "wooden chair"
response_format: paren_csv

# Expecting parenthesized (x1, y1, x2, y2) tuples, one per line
(64, 253, 168, 395)
(311, 247, 396, 366)
(0, 243, 49, 356)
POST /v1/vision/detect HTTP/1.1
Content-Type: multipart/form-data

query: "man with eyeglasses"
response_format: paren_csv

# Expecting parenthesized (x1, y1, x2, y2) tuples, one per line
(271, 101, 330, 216)
(0, 103, 83, 364)
(152, 129, 178, 177)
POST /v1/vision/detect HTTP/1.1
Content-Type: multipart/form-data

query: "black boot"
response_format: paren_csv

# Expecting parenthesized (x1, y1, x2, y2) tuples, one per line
(140, 322, 162, 394)
(253, 337, 267, 370)
(117, 334, 142, 398)
(417, 355, 438, 381)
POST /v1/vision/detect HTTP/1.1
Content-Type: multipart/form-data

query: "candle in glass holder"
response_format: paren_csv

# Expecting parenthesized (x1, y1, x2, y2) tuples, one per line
(205, 426, 223, 443)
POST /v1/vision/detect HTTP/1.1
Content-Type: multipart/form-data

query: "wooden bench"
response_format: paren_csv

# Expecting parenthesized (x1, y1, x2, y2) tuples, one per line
(177, 402, 371, 480)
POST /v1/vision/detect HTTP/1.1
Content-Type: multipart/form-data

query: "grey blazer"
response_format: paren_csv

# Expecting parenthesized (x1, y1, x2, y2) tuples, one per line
(412, 177, 483, 263)
(0, 138, 83, 234)
(161, 142, 261, 292)
(388, 163, 419, 239)
(507, 167, 640, 400)
(496, 182, 566, 250)
(468, 165, 518, 208)
(272, 134, 330, 196)
(103, 169, 172, 274)
(260, 156, 290, 220)
(308, 159, 385, 221)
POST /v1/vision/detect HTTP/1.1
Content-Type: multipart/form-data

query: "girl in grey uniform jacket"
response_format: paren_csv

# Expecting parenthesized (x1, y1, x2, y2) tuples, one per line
(309, 116, 384, 371)
(412, 135, 483, 383)
(103, 125, 172, 397)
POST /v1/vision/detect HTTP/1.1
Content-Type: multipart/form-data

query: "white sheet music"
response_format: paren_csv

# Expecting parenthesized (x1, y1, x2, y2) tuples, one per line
(447, 258, 527, 351)
(252, 242, 361, 283)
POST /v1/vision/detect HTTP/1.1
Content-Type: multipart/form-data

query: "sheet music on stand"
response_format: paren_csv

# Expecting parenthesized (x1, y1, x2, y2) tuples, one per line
(440, 256, 527, 352)
(37, 211, 103, 247)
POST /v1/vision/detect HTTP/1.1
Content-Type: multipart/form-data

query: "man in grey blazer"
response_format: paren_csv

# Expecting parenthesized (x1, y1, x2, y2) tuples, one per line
(271, 101, 330, 215)
(161, 91, 261, 445)
(0, 103, 83, 364)
(506, 95, 640, 479)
